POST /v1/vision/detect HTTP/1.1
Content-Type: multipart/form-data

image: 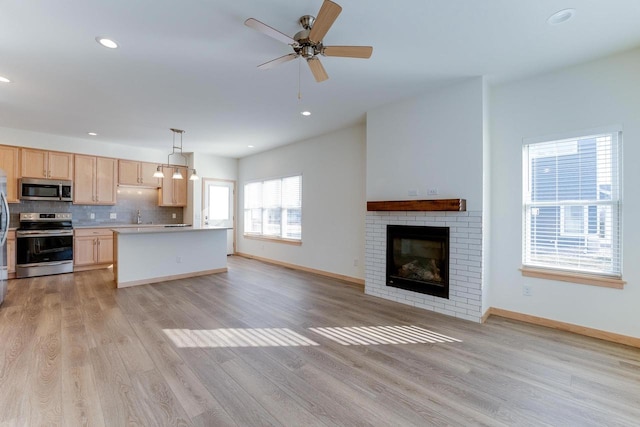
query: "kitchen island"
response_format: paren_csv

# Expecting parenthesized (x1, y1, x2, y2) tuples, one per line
(113, 225, 228, 288)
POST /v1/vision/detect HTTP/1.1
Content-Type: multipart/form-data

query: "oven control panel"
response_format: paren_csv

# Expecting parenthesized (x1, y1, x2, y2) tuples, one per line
(19, 212, 72, 221)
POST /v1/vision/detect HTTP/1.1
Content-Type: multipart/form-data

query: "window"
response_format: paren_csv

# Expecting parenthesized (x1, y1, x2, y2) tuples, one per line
(522, 129, 621, 278)
(244, 175, 302, 241)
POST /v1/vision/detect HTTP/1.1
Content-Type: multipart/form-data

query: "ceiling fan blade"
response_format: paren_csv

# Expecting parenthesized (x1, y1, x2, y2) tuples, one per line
(323, 46, 373, 59)
(258, 53, 298, 69)
(244, 18, 296, 45)
(308, 0, 342, 43)
(307, 57, 329, 82)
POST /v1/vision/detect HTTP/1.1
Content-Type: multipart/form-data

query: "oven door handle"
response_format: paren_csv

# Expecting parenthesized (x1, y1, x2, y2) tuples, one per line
(16, 230, 74, 237)
(0, 192, 9, 247)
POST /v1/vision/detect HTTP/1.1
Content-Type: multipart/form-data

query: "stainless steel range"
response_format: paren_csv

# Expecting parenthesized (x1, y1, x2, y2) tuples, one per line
(16, 212, 74, 278)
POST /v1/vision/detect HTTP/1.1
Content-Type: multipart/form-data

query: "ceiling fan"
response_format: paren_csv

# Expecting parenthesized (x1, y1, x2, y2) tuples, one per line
(244, 0, 373, 83)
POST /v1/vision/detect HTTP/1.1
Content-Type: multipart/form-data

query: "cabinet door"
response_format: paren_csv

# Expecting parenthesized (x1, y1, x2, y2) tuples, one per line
(174, 167, 188, 206)
(118, 160, 140, 185)
(74, 155, 96, 204)
(74, 237, 97, 266)
(20, 148, 47, 178)
(95, 157, 117, 204)
(158, 166, 176, 206)
(48, 152, 74, 180)
(0, 145, 19, 202)
(97, 237, 114, 264)
(139, 162, 160, 187)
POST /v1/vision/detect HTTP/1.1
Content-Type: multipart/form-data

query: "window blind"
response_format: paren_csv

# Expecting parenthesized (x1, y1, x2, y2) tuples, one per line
(244, 175, 302, 240)
(523, 131, 621, 277)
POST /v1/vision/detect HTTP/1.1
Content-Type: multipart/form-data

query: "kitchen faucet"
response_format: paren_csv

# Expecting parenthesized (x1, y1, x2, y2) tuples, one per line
(136, 210, 142, 224)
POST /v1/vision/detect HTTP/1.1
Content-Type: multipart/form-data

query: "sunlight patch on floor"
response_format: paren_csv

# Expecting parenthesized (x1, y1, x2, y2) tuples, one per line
(308, 325, 462, 346)
(163, 328, 320, 348)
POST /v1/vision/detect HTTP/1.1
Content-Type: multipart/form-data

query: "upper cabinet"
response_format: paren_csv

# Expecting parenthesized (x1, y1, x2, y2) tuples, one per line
(158, 166, 188, 207)
(118, 160, 160, 187)
(74, 155, 117, 205)
(21, 148, 74, 180)
(0, 145, 19, 202)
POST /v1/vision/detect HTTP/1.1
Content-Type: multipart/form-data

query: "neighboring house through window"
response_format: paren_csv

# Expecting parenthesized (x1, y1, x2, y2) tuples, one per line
(244, 175, 302, 241)
(522, 128, 622, 279)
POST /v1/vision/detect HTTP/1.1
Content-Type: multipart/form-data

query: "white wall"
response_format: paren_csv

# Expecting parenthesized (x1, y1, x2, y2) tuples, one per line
(490, 48, 640, 339)
(237, 125, 366, 280)
(481, 79, 491, 315)
(366, 77, 485, 210)
(0, 126, 167, 162)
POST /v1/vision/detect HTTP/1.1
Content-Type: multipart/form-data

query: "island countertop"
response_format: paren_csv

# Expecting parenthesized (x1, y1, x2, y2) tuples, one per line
(112, 225, 230, 235)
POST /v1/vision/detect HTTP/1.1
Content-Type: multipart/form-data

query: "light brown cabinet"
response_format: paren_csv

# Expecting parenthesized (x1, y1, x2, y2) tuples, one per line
(7, 230, 16, 278)
(158, 166, 188, 206)
(74, 229, 114, 269)
(21, 148, 74, 180)
(0, 145, 19, 202)
(118, 160, 160, 187)
(74, 155, 117, 205)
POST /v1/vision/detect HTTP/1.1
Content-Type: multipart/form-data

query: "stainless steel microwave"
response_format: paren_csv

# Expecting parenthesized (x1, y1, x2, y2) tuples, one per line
(19, 178, 73, 202)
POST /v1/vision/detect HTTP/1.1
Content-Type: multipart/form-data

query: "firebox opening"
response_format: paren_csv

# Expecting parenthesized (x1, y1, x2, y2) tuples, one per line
(386, 225, 449, 299)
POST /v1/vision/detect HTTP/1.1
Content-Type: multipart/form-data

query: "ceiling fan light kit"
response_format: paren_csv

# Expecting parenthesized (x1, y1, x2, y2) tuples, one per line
(245, 0, 373, 83)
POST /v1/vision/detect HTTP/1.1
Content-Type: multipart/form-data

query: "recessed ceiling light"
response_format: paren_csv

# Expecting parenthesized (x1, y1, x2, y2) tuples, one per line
(0, 76, 10, 83)
(248, 145, 254, 148)
(301, 111, 311, 116)
(96, 37, 118, 49)
(547, 9, 576, 25)
(87, 132, 98, 136)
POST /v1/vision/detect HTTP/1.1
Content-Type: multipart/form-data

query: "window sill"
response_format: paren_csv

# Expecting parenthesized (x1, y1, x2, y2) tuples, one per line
(520, 266, 625, 289)
(243, 234, 302, 246)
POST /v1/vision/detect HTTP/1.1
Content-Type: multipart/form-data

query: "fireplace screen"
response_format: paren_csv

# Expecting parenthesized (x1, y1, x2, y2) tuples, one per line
(386, 225, 449, 299)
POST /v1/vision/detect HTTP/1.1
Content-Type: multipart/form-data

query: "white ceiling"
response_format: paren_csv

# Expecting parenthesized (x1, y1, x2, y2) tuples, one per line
(1, 0, 640, 158)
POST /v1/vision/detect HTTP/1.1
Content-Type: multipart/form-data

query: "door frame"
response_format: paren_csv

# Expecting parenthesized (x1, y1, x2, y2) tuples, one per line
(201, 178, 236, 254)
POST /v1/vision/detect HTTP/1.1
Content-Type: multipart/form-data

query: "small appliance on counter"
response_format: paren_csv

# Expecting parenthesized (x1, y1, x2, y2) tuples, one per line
(0, 169, 9, 305)
(16, 212, 74, 278)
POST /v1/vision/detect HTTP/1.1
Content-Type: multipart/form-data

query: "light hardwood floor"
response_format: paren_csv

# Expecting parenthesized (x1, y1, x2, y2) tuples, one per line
(1, 256, 639, 426)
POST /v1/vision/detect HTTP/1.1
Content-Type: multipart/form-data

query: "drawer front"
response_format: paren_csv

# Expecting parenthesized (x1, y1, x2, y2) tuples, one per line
(74, 228, 114, 237)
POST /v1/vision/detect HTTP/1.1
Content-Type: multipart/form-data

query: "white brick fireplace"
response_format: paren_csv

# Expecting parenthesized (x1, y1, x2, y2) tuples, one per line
(365, 210, 483, 322)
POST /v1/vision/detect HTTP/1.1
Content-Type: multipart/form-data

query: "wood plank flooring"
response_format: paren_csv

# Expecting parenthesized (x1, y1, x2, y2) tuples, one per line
(1, 256, 639, 426)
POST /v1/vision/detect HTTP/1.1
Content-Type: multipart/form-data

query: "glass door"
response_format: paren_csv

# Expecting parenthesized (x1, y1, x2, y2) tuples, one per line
(203, 179, 235, 255)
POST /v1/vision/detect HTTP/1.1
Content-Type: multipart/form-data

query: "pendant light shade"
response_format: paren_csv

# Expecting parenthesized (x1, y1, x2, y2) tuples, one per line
(172, 168, 183, 179)
(189, 169, 199, 181)
(153, 166, 165, 178)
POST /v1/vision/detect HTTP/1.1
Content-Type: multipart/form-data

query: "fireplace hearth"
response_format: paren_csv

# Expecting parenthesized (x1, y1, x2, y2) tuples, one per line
(386, 225, 449, 299)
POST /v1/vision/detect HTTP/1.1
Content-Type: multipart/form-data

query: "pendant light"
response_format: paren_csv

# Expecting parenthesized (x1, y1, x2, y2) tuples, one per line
(155, 128, 199, 180)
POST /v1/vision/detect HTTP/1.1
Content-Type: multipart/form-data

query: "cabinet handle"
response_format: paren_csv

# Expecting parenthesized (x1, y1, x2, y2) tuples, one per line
(43, 170, 47, 177)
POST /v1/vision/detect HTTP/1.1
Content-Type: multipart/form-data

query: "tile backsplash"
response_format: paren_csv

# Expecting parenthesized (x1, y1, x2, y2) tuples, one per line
(9, 187, 183, 227)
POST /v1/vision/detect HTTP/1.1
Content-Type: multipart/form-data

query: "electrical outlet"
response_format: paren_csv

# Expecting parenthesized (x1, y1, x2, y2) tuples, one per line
(172, 213, 177, 219)
(408, 189, 418, 196)
(428, 188, 439, 196)
(353, 258, 359, 267)
(90, 213, 95, 219)
(176, 257, 182, 264)
(523, 285, 533, 296)
(110, 213, 117, 219)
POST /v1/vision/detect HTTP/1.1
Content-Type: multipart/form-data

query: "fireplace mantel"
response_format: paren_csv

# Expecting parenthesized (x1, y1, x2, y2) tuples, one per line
(367, 199, 466, 212)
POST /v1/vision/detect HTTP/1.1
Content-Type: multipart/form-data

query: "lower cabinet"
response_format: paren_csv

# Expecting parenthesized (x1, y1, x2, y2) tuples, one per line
(74, 228, 114, 271)
(7, 230, 15, 278)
